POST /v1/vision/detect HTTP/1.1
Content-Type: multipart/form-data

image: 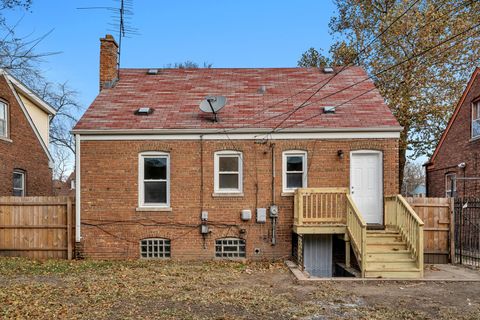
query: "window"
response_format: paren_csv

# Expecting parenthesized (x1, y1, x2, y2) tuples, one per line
(215, 238, 246, 258)
(0, 101, 7, 138)
(140, 238, 171, 258)
(13, 170, 25, 196)
(139, 152, 170, 207)
(445, 173, 456, 197)
(214, 151, 243, 193)
(473, 101, 480, 139)
(282, 151, 307, 192)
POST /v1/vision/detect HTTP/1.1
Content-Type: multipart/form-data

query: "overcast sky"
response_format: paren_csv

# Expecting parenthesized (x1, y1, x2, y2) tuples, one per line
(3, 1, 336, 111)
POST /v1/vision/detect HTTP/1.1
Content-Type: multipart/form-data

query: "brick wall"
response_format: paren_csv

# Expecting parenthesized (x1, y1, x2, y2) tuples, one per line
(0, 75, 53, 196)
(427, 71, 480, 197)
(79, 138, 399, 260)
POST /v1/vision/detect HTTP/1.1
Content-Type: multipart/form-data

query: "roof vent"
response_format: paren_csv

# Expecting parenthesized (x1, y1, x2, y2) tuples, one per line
(134, 107, 153, 115)
(323, 106, 336, 114)
(147, 69, 158, 75)
(257, 85, 267, 94)
(323, 67, 334, 74)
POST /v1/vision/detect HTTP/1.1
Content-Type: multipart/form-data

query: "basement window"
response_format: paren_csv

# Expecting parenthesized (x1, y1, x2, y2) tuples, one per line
(215, 238, 246, 258)
(140, 238, 171, 258)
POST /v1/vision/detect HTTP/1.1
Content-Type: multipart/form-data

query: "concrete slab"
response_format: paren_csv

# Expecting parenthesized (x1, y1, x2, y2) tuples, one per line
(286, 261, 480, 282)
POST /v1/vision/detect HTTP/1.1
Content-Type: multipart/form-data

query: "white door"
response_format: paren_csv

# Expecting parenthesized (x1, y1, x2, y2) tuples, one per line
(350, 152, 383, 224)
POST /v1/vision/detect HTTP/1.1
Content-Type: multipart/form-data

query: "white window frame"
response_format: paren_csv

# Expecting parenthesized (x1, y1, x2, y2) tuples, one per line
(445, 173, 456, 198)
(472, 101, 480, 139)
(138, 152, 170, 208)
(13, 170, 25, 196)
(0, 101, 8, 138)
(282, 150, 308, 193)
(214, 150, 243, 194)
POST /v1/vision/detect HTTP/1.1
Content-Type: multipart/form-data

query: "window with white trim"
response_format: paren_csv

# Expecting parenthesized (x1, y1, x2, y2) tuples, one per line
(13, 170, 25, 196)
(473, 101, 480, 139)
(214, 151, 243, 193)
(445, 173, 456, 198)
(140, 238, 171, 258)
(139, 152, 170, 207)
(215, 238, 246, 258)
(282, 151, 307, 193)
(0, 101, 7, 138)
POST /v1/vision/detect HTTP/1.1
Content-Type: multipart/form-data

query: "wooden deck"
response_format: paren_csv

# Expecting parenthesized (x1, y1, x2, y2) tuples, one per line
(293, 188, 424, 278)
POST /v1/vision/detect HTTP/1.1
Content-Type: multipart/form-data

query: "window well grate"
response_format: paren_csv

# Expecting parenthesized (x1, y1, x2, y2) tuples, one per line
(140, 238, 171, 258)
(215, 238, 246, 258)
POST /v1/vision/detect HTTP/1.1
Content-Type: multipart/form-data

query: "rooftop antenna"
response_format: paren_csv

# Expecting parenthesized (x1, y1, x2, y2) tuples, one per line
(199, 96, 227, 122)
(77, 0, 139, 80)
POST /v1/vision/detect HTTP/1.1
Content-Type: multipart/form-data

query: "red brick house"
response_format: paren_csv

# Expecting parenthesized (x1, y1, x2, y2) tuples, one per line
(0, 69, 55, 196)
(73, 35, 424, 278)
(426, 68, 480, 198)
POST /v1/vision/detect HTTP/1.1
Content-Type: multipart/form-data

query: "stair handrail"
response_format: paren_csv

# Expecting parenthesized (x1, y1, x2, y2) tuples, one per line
(346, 194, 367, 277)
(387, 194, 424, 277)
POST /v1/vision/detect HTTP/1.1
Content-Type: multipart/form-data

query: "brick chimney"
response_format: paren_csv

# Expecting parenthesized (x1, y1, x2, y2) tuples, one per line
(99, 34, 118, 91)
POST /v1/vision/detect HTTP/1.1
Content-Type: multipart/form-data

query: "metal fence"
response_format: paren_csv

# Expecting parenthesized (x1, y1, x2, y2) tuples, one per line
(454, 198, 480, 267)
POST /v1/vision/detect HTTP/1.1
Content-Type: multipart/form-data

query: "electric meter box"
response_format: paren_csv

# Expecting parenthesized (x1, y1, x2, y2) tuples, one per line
(256, 208, 267, 223)
(241, 209, 252, 221)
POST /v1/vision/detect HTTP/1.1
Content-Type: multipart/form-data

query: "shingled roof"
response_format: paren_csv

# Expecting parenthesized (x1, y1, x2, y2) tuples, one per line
(74, 67, 400, 132)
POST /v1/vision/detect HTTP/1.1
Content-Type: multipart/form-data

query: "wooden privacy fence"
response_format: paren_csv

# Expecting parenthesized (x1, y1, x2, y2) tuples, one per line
(0, 196, 75, 259)
(406, 197, 454, 264)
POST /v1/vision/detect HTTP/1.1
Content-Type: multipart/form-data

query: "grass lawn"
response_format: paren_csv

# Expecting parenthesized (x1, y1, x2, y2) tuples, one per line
(0, 258, 479, 319)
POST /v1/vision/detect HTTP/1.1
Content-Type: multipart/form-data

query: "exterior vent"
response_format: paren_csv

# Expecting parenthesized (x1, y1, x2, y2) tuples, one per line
(147, 69, 158, 75)
(323, 67, 334, 74)
(257, 85, 267, 94)
(134, 107, 153, 115)
(323, 106, 336, 114)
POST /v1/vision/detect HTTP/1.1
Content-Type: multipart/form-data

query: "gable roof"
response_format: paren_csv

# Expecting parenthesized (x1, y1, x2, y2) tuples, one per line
(0, 69, 55, 165)
(427, 67, 480, 166)
(74, 67, 401, 133)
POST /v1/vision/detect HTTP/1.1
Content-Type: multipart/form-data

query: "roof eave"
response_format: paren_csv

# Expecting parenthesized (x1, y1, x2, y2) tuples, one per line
(72, 126, 404, 135)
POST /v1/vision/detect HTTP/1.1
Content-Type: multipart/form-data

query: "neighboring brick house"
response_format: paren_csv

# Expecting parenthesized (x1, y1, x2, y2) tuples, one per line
(73, 35, 414, 278)
(426, 68, 480, 198)
(0, 69, 55, 196)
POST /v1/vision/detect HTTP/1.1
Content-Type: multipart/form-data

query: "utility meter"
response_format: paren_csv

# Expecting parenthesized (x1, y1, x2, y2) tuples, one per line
(269, 205, 279, 218)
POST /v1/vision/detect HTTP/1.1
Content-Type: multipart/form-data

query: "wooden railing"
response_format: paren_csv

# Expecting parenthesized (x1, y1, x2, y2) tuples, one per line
(385, 194, 424, 276)
(346, 194, 367, 277)
(294, 188, 349, 226)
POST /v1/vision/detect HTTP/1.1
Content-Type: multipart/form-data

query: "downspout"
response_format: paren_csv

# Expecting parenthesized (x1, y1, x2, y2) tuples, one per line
(75, 134, 81, 242)
(271, 142, 277, 245)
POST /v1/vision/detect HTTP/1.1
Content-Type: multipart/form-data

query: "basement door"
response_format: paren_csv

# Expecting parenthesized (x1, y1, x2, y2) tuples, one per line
(350, 151, 383, 225)
(303, 234, 333, 277)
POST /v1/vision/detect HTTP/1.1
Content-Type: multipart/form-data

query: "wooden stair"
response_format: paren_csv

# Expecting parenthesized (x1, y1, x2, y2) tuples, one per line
(364, 229, 422, 279)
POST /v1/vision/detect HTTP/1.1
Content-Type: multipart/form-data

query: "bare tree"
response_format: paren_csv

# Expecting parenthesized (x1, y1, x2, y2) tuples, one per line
(402, 161, 425, 196)
(0, 2, 84, 179)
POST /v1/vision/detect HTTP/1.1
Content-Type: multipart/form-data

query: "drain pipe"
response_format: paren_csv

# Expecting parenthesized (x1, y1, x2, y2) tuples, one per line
(271, 142, 278, 245)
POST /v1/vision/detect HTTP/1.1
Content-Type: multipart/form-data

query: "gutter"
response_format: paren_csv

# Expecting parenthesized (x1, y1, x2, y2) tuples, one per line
(71, 126, 404, 135)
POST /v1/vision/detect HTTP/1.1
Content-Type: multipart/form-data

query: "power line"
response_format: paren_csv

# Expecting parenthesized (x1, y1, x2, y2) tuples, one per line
(214, 0, 475, 136)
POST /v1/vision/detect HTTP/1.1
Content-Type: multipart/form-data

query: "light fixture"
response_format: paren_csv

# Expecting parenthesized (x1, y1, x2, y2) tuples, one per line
(337, 150, 344, 159)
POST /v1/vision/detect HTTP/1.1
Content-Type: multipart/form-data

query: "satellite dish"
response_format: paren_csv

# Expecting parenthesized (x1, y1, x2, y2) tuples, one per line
(199, 96, 227, 122)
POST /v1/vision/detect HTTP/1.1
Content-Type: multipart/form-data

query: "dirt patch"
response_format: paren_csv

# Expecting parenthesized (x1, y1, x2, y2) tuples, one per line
(0, 258, 479, 319)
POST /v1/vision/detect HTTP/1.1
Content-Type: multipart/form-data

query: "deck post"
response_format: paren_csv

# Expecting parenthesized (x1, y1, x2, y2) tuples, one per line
(344, 233, 351, 268)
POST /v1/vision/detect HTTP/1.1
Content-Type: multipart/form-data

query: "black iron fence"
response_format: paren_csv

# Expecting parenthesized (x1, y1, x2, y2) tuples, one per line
(454, 198, 480, 267)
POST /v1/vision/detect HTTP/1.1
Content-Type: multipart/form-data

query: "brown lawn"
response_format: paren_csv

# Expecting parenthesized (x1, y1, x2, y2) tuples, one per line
(0, 258, 479, 319)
